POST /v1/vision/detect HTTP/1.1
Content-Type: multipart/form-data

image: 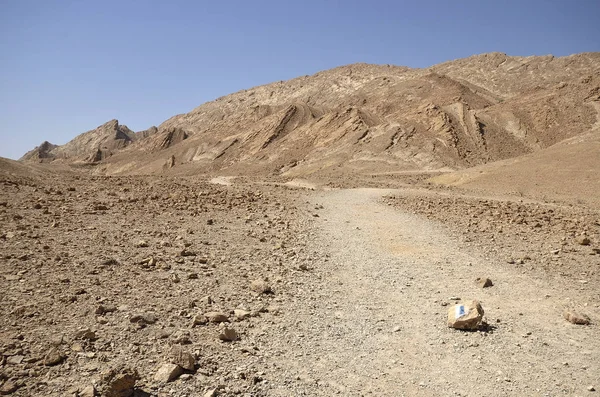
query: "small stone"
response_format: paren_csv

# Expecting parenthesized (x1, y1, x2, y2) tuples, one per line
(563, 310, 590, 325)
(97, 365, 139, 397)
(43, 347, 65, 366)
(135, 240, 149, 248)
(180, 249, 196, 257)
(577, 236, 591, 246)
(205, 312, 229, 323)
(170, 347, 195, 371)
(250, 279, 272, 294)
(7, 355, 24, 365)
(219, 327, 239, 342)
(0, 381, 19, 395)
(475, 277, 493, 288)
(192, 315, 208, 326)
(74, 328, 96, 340)
(447, 300, 485, 330)
(588, 385, 596, 392)
(234, 309, 251, 320)
(299, 264, 309, 271)
(187, 273, 198, 280)
(79, 385, 96, 397)
(71, 343, 84, 352)
(130, 313, 157, 325)
(154, 363, 183, 383)
(204, 389, 218, 397)
(95, 304, 117, 315)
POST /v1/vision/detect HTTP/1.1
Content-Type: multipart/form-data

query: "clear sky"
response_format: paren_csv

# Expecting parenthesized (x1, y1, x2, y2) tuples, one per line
(1, 0, 598, 159)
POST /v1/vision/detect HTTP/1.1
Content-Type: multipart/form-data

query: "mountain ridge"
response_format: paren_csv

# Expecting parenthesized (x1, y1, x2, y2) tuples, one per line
(20, 52, 600, 178)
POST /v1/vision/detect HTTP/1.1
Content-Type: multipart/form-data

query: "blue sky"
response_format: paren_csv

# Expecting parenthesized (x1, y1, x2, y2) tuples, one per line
(1, 0, 599, 159)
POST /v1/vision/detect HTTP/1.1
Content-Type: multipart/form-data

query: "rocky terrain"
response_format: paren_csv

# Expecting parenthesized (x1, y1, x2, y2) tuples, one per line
(2, 52, 600, 396)
(0, 163, 325, 396)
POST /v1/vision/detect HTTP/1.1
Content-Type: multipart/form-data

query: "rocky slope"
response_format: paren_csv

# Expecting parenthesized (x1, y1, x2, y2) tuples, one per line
(20, 53, 600, 178)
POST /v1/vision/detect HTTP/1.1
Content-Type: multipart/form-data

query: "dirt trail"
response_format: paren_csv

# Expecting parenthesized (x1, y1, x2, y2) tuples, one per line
(268, 188, 599, 396)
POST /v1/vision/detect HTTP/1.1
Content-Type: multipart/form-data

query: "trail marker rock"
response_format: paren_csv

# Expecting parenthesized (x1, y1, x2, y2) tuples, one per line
(447, 300, 484, 330)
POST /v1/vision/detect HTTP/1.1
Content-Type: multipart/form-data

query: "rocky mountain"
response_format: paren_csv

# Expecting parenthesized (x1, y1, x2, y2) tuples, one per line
(20, 52, 600, 178)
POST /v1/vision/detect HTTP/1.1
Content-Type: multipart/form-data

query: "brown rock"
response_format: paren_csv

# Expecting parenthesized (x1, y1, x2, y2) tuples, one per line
(79, 385, 96, 397)
(169, 347, 195, 371)
(43, 347, 65, 366)
(97, 365, 139, 397)
(447, 300, 485, 330)
(192, 315, 208, 326)
(0, 381, 19, 395)
(74, 328, 97, 340)
(233, 309, 251, 320)
(205, 312, 229, 323)
(475, 277, 493, 288)
(154, 363, 183, 383)
(130, 313, 157, 324)
(563, 310, 591, 325)
(219, 327, 239, 342)
(95, 304, 117, 315)
(250, 279, 272, 294)
(576, 236, 591, 246)
(203, 389, 218, 397)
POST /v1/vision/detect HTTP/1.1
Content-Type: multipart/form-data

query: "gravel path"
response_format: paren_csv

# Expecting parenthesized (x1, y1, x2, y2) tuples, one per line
(267, 188, 599, 396)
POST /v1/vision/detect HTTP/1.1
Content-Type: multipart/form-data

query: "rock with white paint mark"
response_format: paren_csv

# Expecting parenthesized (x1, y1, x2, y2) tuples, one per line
(447, 300, 484, 330)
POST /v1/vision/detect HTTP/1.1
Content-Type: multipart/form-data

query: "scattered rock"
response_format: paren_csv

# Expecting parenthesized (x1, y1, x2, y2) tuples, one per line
(97, 365, 139, 397)
(6, 355, 24, 365)
(169, 347, 195, 371)
(475, 277, 493, 288)
(135, 240, 149, 248)
(588, 385, 596, 392)
(95, 304, 117, 315)
(234, 309, 251, 320)
(205, 312, 229, 323)
(79, 385, 96, 397)
(563, 310, 591, 325)
(74, 328, 97, 340)
(179, 249, 196, 257)
(576, 236, 591, 246)
(203, 389, 218, 397)
(43, 347, 65, 366)
(447, 300, 485, 330)
(0, 381, 19, 395)
(250, 279, 272, 294)
(130, 313, 157, 325)
(219, 327, 239, 342)
(154, 363, 183, 383)
(192, 315, 208, 326)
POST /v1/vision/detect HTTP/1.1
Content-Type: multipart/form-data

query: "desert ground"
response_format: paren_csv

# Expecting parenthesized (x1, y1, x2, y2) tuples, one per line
(2, 53, 600, 396)
(1, 162, 598, 397)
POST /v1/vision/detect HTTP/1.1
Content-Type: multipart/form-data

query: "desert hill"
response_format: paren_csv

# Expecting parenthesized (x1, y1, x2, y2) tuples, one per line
(20, 52, 600, 179)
